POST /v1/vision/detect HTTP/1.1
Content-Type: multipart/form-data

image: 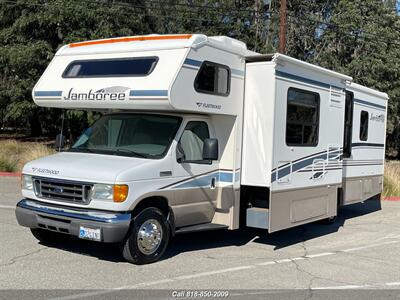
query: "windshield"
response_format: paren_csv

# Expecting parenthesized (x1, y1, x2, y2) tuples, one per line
(70, 114, 182, 158)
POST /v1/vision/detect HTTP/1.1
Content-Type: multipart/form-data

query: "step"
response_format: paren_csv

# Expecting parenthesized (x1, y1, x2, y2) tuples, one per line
(246, 207, 269, 229)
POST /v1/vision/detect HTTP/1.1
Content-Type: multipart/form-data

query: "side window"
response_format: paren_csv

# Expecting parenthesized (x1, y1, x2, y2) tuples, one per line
(286, 88, 320, 146)
(194, 61, 230, 96)
(178, 121, 210, 163)
(343, 91, 354, 158)
(360, 110, 369, 141)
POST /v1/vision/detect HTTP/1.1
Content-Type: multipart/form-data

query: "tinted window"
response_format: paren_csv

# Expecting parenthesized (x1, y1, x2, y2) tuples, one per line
(286, 88, 320, 146)
(360, 110, 369, 141)
(343, 91, 354, 158)
(178, 121, 210, 162)
(63, 57, 158, 78)
(194, 61, 230, 95)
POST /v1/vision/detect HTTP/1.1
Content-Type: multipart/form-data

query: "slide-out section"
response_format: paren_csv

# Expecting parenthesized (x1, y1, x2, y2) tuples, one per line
(341, 83, 387, 205)
(241, 61, 276, 229)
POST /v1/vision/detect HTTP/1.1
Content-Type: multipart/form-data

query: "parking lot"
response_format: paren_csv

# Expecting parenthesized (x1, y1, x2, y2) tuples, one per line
(1, 176, 400, 299)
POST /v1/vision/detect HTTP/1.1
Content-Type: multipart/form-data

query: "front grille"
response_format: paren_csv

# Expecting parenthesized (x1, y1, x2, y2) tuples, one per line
(33, 178, 93, 204)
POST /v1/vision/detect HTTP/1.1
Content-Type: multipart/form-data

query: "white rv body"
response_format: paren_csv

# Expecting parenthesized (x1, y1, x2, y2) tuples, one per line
(16, 34, 388, 264)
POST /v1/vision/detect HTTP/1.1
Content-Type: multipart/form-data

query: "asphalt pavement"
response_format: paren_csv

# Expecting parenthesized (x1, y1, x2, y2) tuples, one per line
(1, 176, 400, 299)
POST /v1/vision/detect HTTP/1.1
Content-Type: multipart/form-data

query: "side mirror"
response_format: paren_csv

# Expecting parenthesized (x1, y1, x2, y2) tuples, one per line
(55, 133, 65, 151)
(202, 138, 218, 161)
(176, 144, 185, 163)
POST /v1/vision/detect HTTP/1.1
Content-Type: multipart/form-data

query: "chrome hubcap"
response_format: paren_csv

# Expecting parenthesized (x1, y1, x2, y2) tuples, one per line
(137, 219, 163, 255)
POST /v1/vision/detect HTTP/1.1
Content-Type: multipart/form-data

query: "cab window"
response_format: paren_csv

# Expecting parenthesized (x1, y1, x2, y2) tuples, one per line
(177, 121, 210, 163)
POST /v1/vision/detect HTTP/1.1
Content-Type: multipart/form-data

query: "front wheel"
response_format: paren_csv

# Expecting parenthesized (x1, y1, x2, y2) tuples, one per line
(121, 207, 170, 265)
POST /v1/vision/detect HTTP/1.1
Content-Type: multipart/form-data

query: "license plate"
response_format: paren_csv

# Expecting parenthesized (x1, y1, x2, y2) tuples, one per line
(79, 226, 101, 241)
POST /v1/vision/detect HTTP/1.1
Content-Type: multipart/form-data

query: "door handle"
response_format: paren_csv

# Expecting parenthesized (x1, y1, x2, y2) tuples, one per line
(210, 177, 216, 189)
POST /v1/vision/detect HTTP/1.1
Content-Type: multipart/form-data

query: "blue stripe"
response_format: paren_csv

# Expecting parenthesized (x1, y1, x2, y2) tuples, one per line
(174, 173, 218, 189)
(184, 58, 202, 67)
(172, 171, 234, 189)
(271, 149, 342, 183)
(276, 70, 343, 90)
(231, 69, 245, 77)
(219, 172, 233, 183)
(234, 170, 240, 182)
(351, 142, 384, 148)
(354, 98, 386, 110)
(129, 90, 168, 97)
(34, 91, 62, 97)
(184, 58, 244, 77)
(17, 199, 131, 224)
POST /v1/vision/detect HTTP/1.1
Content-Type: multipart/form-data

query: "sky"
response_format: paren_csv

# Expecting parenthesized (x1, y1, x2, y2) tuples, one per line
(397, 0, 400, 15)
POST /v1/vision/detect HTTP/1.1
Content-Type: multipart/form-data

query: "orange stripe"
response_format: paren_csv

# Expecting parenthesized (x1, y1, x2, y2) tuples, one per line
(69, 34, 192, 48)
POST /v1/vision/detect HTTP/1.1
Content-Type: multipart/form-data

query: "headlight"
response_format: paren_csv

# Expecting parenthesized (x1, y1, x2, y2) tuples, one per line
(91, 184, 128, 202)
(22, 175, 33, 190)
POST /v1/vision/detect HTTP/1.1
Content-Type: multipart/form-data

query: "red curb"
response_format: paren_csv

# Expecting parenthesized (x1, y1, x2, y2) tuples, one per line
(383, 197, 400, 201)
(0, 172, 21, 177)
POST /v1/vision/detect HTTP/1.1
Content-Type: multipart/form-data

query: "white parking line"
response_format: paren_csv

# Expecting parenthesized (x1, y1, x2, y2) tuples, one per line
(305, 252, 335, 258)
(174, 265, 255, 280)
(51, 238, 400, 300)
(385, 282, 400, 286)
(341, 240, 398, 252)
(313, 284, 372, 290)
(0, 205, 15, 210)
(314, 282, 400, 289)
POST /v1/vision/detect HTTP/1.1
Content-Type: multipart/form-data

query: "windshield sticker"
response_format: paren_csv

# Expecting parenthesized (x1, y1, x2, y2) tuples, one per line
(63, 86, 129, 101)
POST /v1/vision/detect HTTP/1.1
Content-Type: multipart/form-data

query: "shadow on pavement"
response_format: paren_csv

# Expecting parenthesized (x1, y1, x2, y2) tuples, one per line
(37, 198, 382, 263)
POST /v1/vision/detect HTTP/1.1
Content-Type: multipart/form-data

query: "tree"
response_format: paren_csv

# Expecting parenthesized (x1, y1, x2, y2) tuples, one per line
(279, 0, 400, 158)
(0, 0, 149, 136)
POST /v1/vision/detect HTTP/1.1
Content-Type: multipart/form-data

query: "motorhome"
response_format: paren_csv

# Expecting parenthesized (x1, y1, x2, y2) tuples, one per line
(15, 34, 388, 264)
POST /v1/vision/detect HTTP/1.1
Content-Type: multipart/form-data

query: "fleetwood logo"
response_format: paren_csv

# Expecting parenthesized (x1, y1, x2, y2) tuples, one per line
(63, 86, 129, 101)
(196, 102, 222, 110)
(31, 167, 60, 175)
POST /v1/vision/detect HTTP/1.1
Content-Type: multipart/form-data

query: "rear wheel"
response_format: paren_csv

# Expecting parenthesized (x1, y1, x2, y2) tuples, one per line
(30, 228, 62, 244)
(121, 207, 170, 265)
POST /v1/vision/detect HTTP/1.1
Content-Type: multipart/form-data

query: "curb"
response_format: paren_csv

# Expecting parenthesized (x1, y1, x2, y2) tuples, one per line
(383, 197, 400, 201)
(0, 172, 21, 177)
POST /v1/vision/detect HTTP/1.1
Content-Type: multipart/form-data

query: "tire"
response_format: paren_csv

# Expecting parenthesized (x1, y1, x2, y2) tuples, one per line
(121, 207, 170, 265)
(30, 228, 62, 244)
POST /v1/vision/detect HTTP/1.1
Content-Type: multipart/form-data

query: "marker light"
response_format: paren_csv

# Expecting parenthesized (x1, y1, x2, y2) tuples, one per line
(69, 34, 192, 48)
(113, 185, 129, 203)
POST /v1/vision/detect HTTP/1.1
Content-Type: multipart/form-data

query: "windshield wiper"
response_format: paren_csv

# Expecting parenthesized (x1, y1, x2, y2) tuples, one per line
(68, 147, 94, 153)
(113, 148, 149, 158)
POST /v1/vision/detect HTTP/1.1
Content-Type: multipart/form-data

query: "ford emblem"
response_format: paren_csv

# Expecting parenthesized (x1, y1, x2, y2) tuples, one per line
(53, 187, 63, 194)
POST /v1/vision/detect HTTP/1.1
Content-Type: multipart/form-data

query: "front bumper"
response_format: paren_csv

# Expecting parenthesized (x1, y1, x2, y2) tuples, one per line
(15, 199, 131, 243)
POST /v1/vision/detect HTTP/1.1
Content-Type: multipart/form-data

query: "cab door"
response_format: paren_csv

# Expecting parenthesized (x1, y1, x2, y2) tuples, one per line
(172, 119, 219, 227)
